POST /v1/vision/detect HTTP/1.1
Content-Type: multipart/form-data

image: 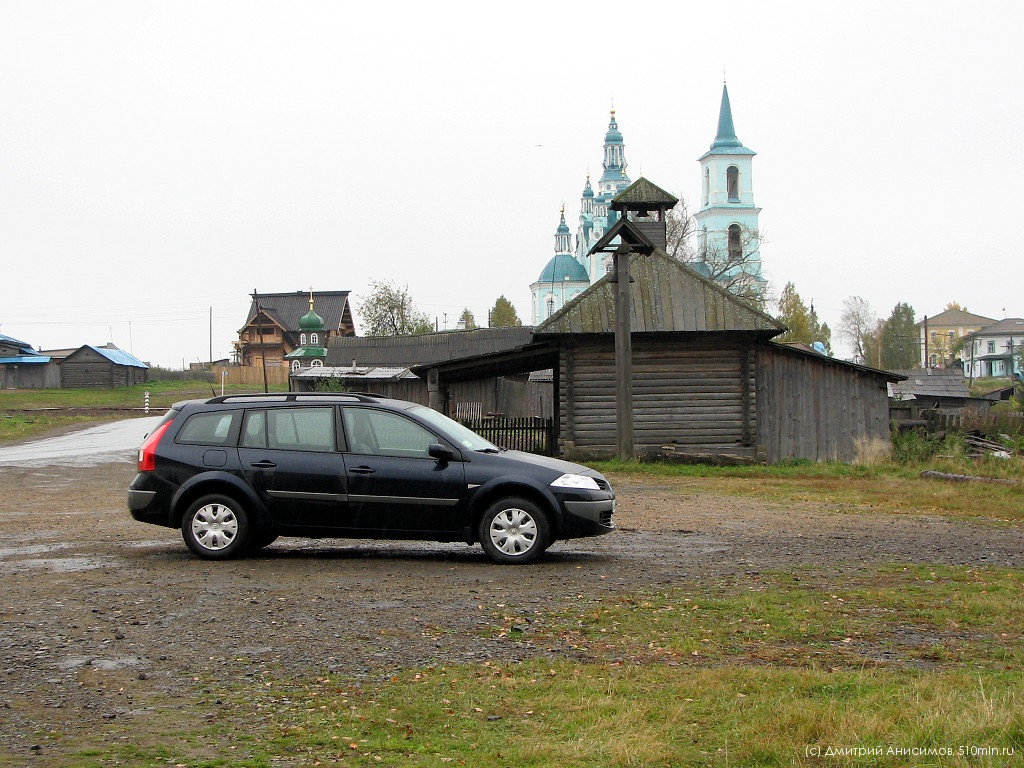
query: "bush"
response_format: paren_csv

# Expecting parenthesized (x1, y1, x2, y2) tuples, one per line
(890, 429, 966, 464)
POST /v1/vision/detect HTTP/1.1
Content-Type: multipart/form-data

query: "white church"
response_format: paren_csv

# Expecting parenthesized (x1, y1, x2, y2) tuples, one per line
(530, 84, 765, 324)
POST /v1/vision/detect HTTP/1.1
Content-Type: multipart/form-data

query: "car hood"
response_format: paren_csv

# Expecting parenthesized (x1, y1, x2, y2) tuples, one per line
(481, 450, 604, 479)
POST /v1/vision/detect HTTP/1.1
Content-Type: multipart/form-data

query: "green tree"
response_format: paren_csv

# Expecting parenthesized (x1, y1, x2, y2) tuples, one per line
(879, 302, 918, 370)
(775, 282, 812, 344)
(488, 296, 522, 328)
(776, 283, 832, 354)
(357, 279, 434, 336)
(459, 308, 477, 330)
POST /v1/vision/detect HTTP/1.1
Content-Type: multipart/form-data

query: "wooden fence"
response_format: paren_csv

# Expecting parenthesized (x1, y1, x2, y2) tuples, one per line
(923, 411, 1024, 436)
(460, 417, 556, 456)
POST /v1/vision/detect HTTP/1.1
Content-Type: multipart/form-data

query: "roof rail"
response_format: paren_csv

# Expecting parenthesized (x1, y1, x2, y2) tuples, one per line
(206, 392, 383, 404)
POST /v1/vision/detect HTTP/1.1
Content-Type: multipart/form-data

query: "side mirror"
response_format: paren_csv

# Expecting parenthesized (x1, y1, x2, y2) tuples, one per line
(428, 443, 456, 462)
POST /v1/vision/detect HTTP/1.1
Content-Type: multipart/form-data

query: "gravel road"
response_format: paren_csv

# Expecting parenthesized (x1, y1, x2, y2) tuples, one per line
(1, 457, 1021, 764)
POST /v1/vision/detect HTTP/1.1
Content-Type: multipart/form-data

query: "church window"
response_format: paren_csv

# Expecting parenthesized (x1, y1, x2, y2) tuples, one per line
(546, 296, 555, 318)
(300, 333, 307, 345)
(700, 226, 708, 258)
(311, 332, 319, 345)
(728, 224, 742, 262)
(727, 166, 739, 201)
(311, 359, 323, 367)
(291, 360, 301, 372)
(703, 168, 710, 206)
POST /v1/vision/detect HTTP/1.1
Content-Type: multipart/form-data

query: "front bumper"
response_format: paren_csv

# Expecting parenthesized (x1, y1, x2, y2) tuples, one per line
(556, 492, 616, 538)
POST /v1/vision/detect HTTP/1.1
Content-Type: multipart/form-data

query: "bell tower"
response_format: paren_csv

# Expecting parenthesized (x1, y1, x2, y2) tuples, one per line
(693, 83, 765, 298)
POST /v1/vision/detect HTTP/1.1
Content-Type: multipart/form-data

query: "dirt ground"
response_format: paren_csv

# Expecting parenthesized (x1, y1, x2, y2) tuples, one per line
(1, 459, 1022, 764)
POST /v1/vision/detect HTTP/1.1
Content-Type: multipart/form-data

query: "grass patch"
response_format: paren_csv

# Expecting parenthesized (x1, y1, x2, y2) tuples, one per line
(36, 565, 1024, 767)
(597, 459, 1024, 523)
(0, 381, 287, 444)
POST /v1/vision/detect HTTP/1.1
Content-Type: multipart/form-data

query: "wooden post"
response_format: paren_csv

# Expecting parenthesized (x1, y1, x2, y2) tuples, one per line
(613, 243, 634, 460)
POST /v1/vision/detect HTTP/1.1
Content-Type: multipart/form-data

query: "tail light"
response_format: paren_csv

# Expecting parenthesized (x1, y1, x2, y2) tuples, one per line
(138, 421, 172, 472)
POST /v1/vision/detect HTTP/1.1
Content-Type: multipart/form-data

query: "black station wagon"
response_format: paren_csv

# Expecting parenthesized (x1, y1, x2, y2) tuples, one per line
(128, 393, 615, 563)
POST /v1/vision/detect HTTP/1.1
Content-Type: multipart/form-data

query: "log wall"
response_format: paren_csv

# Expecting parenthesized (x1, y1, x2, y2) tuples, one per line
(559, 336, 756, 458)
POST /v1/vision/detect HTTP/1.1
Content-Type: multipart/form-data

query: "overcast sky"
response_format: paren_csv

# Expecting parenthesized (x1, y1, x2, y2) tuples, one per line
(2, 1, 1022, 368)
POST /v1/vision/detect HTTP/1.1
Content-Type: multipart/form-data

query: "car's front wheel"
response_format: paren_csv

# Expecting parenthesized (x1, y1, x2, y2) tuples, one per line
(478, 497, 550, 564)
(181, 494, 249, 560)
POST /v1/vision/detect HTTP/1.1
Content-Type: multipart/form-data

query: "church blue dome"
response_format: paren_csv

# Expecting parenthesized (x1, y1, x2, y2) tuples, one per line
(537, 254, 589, 284)
(582, 178, 594, 198)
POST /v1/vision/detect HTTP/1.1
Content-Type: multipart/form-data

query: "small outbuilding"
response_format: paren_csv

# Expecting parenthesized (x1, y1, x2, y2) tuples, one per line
(60, 344, 149, 388)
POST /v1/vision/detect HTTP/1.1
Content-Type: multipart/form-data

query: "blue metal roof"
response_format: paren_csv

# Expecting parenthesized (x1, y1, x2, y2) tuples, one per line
(86, 346, 149, 368)
(0, 355, 51, 364)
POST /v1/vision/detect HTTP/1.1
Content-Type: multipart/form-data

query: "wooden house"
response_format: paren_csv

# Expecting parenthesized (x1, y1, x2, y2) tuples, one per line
(411, 179, 902, 463)
(60, 344, 149, 388)
(234, 290, 355, 369)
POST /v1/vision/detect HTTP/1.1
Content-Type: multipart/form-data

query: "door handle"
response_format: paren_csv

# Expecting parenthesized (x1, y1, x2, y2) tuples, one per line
(349, 466, 376, 475)
(250, 460, 277, 469)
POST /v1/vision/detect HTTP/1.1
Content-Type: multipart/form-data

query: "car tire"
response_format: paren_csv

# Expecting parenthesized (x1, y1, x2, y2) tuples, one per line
(181, 494, 249, 560)
(478, 497, 550, 564)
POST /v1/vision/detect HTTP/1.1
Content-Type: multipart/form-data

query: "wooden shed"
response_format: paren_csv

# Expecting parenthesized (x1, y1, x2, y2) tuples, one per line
(60, 344, 149, 388)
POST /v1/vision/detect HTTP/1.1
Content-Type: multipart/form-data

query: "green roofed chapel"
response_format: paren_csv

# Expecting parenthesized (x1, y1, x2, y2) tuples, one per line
(234, 290, 355, 369)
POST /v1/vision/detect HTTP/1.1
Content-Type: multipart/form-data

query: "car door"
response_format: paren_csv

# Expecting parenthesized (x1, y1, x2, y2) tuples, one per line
(238, 406, 351, 531)
(340, 406, 466, 536)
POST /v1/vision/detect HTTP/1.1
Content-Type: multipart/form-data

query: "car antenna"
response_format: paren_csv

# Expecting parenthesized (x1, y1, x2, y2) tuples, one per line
(196, 358, 217, 397)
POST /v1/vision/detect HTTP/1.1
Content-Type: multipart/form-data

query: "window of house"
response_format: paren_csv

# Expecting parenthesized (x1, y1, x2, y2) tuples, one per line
(311, 359, 323, 367)
(988, 341, 996, 354)
(930, 354, 937, 367)
(300, 333, 306, 345)
(310, 333, 319, 345)
(291, 360, 301, 372)
(727, 166, 739, 201)
(728, 224, 742, 262)
(931, 331, 937, 344)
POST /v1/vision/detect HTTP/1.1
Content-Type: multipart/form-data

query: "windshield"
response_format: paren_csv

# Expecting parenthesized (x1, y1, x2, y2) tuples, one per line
(408, 405, 500, 452)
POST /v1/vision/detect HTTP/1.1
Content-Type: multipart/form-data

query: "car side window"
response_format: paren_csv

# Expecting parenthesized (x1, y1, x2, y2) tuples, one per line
(266, 406, 336, 452)
(342, 408, 436, 459)
(241, 410, 267, 448)
(176, 411, 237, 446)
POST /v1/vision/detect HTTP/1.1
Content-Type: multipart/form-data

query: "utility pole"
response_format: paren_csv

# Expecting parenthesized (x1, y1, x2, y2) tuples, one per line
(612, 242, 634, 460)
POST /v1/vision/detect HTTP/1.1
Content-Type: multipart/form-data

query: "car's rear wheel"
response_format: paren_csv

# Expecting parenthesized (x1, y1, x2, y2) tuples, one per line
(182, 494, 249, 560)
(478, 497, 549, 564)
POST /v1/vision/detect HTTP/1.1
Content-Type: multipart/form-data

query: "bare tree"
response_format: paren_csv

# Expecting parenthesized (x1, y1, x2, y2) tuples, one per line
(839, 296, 877, 364)
(664, 199, 767, 308)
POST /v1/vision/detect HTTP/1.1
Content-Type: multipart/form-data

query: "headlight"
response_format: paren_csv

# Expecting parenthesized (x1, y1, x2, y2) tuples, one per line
(550, 473, 601, 491)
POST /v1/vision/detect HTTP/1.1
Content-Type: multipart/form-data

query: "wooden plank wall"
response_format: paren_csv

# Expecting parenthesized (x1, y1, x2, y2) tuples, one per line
(754, 344, 891, 463)
(559, 337, 755, 456)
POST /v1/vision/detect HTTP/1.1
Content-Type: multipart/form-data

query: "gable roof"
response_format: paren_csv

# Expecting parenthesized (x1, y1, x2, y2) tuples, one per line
(535, 248, 784, 335)
(326, 327, 535, 368)
(243, 291, 353, 334)
(916, 309, 995, 328)
(963, 317, 1024, 338)
(67, 345, 149, 368)
(889, 368, 969, 399)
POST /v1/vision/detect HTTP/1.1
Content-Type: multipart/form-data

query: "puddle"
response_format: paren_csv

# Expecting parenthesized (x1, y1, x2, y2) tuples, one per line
(58, 656, 146, 672)
(0, 543, 71, 559)
(1, 556, 111, 573)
